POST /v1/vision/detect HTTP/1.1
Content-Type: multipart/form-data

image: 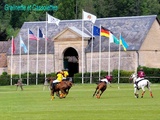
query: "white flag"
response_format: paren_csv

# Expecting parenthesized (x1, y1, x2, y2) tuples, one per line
(82, 10, 97, 24)
(109, 32, 114, 43)
(47, 14, 60, 26)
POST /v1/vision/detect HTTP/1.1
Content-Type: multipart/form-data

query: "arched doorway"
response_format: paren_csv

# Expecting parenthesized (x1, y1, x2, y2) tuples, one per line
(63, 47, 79, 77)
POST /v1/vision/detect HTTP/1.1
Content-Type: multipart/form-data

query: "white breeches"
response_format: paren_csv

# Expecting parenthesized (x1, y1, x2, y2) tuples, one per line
(100, 78, 109, 84)
(53, 80, 59, 83)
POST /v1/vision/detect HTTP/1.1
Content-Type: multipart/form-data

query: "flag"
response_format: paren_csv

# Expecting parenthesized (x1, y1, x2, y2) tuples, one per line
(82, 10, 97, 24)
(20, 35, 28, 53)
(93, 26, 100, 36)
(47, 13, 60, 26)
(101, 26, 110, 38)
(29, 30, 37, 40)
(11, 37, 15, 54)
(39, 28, 45, 38)
(120, 35, 128, 51)
(109, 32, 120, 44)
(113, 35, 120, 44)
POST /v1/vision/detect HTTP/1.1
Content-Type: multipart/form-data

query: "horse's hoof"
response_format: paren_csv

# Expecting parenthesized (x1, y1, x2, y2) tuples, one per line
(141, 96, 143, 98)
(96, 95, 100, 99)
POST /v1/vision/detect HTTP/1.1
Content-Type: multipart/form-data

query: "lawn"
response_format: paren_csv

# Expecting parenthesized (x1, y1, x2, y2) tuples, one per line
(0, 83, 159, 120)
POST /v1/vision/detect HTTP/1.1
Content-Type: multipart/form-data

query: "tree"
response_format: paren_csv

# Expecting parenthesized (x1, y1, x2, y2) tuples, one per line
(54, 0, 76, 20)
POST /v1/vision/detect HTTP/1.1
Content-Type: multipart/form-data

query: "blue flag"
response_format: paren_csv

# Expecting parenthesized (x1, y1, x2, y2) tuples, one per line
(20, 35, 28, 53)
(93, 26, 100, 36)
(120, 35, 128, 51)
(39, 28, 44, 38)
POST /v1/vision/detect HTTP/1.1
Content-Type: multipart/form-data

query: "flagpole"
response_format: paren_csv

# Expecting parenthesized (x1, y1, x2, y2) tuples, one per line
(118, 33, 121, 89)
(108, 32, 111, 76)
(36, 27, 39, 85)
(45, 12, 48, 80)
(11, 36, 13, 85)
(99, 25, 101, 80)
(27, 29, 29, 85)
(82, 10, 84, 84)
(19, 35, 21, 79)
(90, 24, 93, 84)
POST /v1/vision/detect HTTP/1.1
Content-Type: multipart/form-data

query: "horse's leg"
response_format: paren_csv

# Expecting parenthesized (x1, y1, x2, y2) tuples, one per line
(96, 89, 101, 99)
(100, 90, 104, 97)
(147, 81, 153, 98)
(59, 89, 66, 98)
(93, 88, 98, 97)
(141, 87, 145, 98)
(56, 91, 60, 97)
(149, 90, 153, 98)
(147, 83, 153, 98)
(134, 87, 139, 98)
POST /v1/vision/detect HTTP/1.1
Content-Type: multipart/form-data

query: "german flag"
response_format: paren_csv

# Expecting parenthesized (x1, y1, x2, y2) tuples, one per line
(101, 26, 111, 38)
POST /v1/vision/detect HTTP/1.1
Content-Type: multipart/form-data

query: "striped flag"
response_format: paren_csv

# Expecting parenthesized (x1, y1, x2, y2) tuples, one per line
(29, 30, 37, 40)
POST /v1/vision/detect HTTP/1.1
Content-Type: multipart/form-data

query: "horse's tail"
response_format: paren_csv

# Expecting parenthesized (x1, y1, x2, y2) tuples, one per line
(147, 80, 151, 88)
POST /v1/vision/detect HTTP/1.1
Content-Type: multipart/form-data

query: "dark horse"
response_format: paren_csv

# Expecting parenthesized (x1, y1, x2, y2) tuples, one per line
(47, 77, 72, 100)
(93, 82, 107, 99)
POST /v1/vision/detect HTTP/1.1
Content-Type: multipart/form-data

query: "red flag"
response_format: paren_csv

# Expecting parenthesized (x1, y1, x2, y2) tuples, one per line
(11, 37, 15, 54)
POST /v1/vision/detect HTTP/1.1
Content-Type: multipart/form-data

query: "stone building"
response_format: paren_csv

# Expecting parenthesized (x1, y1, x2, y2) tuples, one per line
(6, 15, 160, 77)
(0, 41, 10, 74)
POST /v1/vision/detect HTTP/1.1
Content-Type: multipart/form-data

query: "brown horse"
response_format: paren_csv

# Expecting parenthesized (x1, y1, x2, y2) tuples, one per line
(62, 80, 73, 95)
(47, 77, 72, 100)
(93, 82, 107, 99)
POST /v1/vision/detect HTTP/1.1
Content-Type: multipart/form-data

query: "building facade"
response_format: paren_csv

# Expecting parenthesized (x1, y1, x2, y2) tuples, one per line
(6, 15, 160, 76)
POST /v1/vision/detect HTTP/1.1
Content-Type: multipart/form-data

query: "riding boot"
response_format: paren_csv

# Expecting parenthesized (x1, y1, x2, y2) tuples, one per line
(52, 83, 56, 90)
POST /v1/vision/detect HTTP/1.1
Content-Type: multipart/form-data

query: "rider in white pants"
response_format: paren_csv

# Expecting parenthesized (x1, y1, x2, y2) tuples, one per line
(100, 78, 110, 84)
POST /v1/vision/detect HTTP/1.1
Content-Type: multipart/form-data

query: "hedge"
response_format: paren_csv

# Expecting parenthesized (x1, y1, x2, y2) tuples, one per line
(0, 66, 160, 85)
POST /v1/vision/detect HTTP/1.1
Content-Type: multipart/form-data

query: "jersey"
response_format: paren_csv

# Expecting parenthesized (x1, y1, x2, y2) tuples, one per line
(137, 70, 145, 78)
(106, 75, 113, 82)
(57, 73, 63, 82)
(63, 71, 69, 78)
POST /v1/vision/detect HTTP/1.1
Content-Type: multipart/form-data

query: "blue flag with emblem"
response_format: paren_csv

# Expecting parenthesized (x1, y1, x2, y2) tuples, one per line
(93, 26, 100, 36)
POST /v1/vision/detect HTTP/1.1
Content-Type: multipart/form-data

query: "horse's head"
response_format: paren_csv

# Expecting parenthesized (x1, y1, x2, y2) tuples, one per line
(129, 73, 137, 82)
(46, 77, 55, 83)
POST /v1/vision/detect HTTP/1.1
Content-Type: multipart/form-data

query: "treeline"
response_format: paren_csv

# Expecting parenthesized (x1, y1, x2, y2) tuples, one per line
(0, 0, 160, 40)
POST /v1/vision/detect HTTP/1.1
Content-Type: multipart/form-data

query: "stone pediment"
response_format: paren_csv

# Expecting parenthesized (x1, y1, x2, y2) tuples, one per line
(53, 26, 90, 41)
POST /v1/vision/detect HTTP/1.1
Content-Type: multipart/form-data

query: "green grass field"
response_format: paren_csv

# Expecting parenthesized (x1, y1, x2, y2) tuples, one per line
(0, 83, 159, 120)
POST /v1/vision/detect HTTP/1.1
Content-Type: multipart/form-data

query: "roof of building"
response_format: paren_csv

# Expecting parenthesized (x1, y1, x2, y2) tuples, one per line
(7, 15, 158, 54)
(53, 26, 91, 39)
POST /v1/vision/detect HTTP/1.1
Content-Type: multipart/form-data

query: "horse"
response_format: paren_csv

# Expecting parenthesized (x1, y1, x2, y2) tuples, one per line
(93, 81, 107, 99)
(129, 73, 153, 98)
(47, 77, 72, 100)
(62, 80, 73, 95)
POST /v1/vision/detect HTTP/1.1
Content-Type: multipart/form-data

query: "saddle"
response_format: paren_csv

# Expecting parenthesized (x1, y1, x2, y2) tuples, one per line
(135, 78, 145, 90)
(135, 78, 145, 84)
